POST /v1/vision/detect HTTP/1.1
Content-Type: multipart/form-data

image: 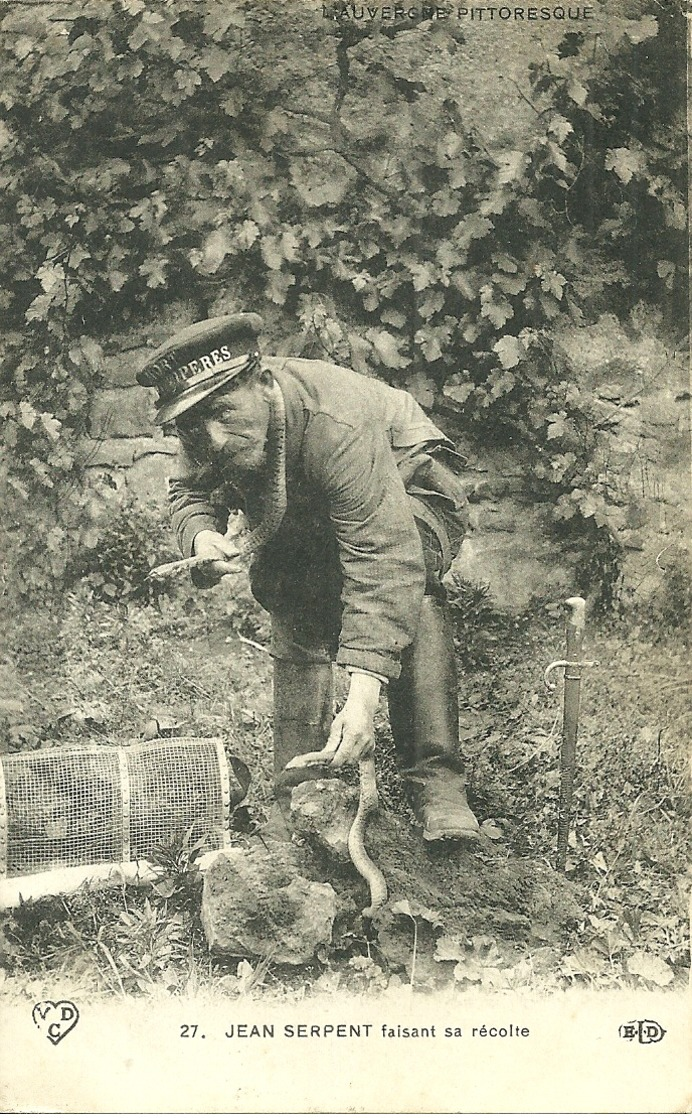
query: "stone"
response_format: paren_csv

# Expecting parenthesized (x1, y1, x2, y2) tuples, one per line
(453, 527, 576, 610)
(290, 779, 359, 862)
(126, 453, 175, 504)
(90, 386, 157, 438)
(200, 841, 338, 964)
(101, 347, 151, 388)
(79, 436, 177, 469)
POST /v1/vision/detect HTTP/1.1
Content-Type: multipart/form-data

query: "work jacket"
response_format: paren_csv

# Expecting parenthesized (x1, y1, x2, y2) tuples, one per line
(168, 357, 454, 681)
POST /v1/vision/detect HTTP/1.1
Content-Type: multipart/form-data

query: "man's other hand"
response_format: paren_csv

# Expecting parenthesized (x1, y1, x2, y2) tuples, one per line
(193, 529, 243, 577)
(327, 673, 381, 766)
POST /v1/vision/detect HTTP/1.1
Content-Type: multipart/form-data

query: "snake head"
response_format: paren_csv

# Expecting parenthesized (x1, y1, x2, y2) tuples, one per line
(284, 745, 338, 771)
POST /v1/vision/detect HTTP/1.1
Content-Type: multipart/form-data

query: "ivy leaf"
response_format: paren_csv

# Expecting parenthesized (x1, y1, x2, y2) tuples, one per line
(201, 48, 231, 83)
(236, 220, 260, 251)
(138, 257, 168, 288)
(442, 380, 473, 407)
(546, 140, 569, 174)
(656, 261, 675, 289)
(265, 270, 295, 306)
(108, 269, 128, 292)
(548, 115, 574, 143)
(13, 37, 34, 61)
(347, 332, 372, 376)
(453, 213, 493, 251)
(418, 291, 445, 320)
(199, 227, 235, 274)
(405, 372, 435, 408)
(203, 6, 246, 37)
(604, 147, 648, 185)
(367, 329, 410, 370)
(175, 69, 202, 96)
(221, 89, 245, 117)
(68, 336, 103, 373)
(37, 262, 66, 294)
(431, 189, 460, 217)
(496, 150, 525, 185)
(480, 285, 514, 329)
(46, 526, 65, 554)
(493, 335, 525, 370)
(540, 271, 566, 299)
(494, 273, 527, 297)
(380, 308, 406, 329)
(260, 235, 284, 271)
(281, 228, 300, 263)
(626, 950, 673, 987)
(24, 293, 54, 323)
(547, 416, 568, 440)
(410, 262, 435, 292)
(18, 401, 37, 430)
(567, 79, 588, 107)
(40, 413, 62, 441)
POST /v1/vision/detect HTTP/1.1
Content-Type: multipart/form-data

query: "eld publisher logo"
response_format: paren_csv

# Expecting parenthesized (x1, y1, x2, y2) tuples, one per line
(619, 1019, 666, 1044)
(32, 1000, 80, 1045)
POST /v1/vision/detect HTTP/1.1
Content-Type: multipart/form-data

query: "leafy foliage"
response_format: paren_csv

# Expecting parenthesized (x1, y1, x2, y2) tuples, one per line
(0, 0, 686, 599)
(67, 499, 178, 604)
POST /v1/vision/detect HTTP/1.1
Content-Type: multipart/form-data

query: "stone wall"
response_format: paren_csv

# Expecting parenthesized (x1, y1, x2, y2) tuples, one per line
(84, 343, 176, 509)
(83, 312, 689, 612)
(553, 315, 690, 607)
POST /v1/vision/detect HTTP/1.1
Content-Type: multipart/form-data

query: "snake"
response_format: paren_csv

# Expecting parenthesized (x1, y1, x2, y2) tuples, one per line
(285, 747, 388, 918)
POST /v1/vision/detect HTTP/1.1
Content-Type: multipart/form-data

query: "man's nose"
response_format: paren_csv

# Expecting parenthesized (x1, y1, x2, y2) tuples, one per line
(204, 420, 227, 450)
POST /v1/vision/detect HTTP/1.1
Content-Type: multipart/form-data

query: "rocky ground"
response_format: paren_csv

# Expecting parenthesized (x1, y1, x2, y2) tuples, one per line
(0, 569, 689, 1000)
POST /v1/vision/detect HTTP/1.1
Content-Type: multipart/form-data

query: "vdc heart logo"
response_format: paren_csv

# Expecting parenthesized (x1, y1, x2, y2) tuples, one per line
(32, 1000, 80, 1045)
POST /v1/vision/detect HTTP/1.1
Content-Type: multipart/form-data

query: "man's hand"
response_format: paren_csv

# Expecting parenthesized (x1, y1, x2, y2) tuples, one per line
(193, 529, 243, 577)
(327, 673, 381, 767)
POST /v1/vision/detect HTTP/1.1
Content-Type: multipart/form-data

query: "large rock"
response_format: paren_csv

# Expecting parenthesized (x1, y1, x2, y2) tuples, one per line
(200, 841, 338, 964)
(290, 778, 358, 862)
(90, 386, 157, 438)
(100, 346, 151, 388)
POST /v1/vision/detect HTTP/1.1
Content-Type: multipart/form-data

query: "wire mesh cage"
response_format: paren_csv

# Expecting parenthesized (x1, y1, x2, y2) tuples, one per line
(0, 738, 248, 880)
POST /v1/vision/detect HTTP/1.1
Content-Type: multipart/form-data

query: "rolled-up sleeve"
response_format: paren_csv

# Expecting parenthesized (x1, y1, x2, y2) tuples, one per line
(303, 413, 426, 680)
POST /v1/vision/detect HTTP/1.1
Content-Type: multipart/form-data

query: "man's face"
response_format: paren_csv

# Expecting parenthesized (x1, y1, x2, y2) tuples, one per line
(176, 371, 272, 475)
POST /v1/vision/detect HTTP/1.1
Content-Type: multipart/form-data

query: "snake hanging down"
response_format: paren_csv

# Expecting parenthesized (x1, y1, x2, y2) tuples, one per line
(285, 746, 388, 919)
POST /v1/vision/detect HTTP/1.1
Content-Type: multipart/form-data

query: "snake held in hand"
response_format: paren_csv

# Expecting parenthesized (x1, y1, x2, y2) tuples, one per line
(286, 749, 388, 918)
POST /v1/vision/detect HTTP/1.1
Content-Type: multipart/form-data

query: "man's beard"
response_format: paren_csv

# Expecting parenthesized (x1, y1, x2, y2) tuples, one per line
(216, 437, 269, 484)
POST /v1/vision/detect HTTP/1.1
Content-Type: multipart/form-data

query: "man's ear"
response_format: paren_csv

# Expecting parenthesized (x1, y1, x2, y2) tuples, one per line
(258, 365, 274, 399)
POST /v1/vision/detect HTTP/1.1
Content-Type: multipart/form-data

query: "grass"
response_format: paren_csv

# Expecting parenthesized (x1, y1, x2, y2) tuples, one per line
(0, 568, 689, 1000)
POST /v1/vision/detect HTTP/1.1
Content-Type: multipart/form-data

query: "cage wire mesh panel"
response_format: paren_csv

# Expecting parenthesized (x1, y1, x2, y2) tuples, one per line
(0, 738, 240, 879)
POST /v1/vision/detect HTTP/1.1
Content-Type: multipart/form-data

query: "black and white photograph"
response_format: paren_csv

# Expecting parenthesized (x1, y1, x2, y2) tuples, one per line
(0, 0, 688, 1111)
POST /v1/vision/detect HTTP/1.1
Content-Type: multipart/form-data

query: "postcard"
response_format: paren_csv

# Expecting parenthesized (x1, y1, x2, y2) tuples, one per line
(0, 0, 688, 1112)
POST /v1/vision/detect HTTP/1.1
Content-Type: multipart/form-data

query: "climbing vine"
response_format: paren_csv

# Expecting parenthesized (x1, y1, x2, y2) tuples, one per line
(0, 0, 686, 599)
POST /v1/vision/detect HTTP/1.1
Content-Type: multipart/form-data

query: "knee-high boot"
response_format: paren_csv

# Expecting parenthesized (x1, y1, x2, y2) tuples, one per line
(272, 660, 334, 803)
(387, 595, 480, 841)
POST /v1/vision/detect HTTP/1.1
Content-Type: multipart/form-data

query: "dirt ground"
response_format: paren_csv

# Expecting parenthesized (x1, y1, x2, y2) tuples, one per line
(0, 573, 689, 999)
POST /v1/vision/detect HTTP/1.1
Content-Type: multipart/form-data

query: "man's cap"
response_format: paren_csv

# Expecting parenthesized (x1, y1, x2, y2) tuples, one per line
(137, 312, 264, 424)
